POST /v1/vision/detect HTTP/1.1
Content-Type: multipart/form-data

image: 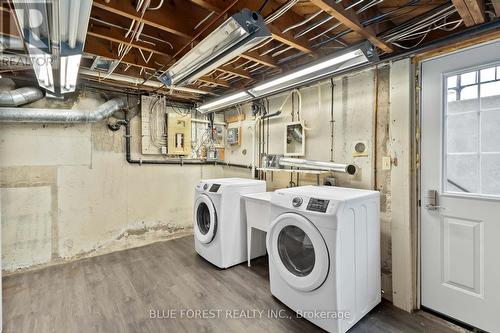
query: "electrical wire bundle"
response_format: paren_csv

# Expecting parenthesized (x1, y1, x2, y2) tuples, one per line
(383, 4, 463, 49)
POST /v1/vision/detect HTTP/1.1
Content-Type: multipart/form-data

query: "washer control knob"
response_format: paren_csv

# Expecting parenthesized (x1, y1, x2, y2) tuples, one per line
(292, 197, 303, 207)
(203, 184, 209, 190)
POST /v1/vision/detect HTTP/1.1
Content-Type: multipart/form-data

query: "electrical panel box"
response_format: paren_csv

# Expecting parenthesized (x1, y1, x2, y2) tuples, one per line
(227, 127, 241, 146)
(167, 113, 192, 155)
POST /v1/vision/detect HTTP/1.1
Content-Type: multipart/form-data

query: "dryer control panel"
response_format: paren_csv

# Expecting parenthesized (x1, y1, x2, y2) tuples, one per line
(307, 198, 330, 213)
(209, 184, 221, 192)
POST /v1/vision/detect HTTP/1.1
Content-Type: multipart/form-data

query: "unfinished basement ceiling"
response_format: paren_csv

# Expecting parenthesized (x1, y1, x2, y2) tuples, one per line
(0, 0, 499, 102)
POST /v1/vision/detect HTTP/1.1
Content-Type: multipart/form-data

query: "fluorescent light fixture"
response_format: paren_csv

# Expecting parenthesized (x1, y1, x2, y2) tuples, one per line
(197, 42, 378, 113)
(60, 54, 82, 93)
(197, 91, 251, 113)
(12, 0, 92, 95)
(249, 42, 377, 97)
(79, 68, 212, 96)
(159, 9, 270, 87)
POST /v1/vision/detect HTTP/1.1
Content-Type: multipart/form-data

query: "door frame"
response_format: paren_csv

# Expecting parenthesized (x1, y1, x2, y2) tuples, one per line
(416, 38, 500, 314)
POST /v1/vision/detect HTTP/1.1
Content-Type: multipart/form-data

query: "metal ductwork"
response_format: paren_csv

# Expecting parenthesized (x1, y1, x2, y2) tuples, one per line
(279, 157, 357, 175)
(0, 98, 127, 123)
(0, 78, 44, 107)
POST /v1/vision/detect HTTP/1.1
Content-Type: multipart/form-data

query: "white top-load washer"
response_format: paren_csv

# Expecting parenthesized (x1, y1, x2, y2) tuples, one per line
(267, 186, 380, 333)
(194, 178, 267, 269)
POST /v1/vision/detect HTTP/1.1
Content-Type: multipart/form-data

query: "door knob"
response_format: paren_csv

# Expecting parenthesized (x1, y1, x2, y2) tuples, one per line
(425, 189, 441, 210)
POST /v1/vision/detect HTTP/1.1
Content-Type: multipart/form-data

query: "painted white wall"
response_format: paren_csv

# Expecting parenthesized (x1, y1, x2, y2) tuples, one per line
(225, 68, 377, 189)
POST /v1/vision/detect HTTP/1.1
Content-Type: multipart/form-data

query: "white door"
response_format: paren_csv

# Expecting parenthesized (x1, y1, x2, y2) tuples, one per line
(194, 194, 217, 244)
(267, 213, 329, 292)
(421, 40, 500, 332)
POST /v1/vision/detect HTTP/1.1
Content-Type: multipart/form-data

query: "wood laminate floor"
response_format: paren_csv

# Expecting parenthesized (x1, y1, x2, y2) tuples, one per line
(3, 235, 463, 333)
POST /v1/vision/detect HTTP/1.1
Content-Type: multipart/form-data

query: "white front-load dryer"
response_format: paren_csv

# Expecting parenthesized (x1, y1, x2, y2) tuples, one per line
(267, 186, 381, 333)
(194, 178, 267, 269)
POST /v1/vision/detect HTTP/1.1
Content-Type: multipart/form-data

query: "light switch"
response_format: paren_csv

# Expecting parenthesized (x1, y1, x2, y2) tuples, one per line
(382, 156, 392, 170)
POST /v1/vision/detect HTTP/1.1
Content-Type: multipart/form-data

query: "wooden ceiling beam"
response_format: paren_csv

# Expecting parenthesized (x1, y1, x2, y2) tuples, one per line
(492, 0, 500, 16)
(309, 0, 393, 53)
(451, 0, 486, 26)
(196, 76, 231, 88)
(84, 36, 160, 70)
(84, 37, 225, 89)
(268, 25, 313, 54)
(87, 24, 172, 63)
(188, 0, 314, 54)
(92, 0, 195, 39)
(239, 51, 278, 68)
(92, 0, 255, 82)
(219, 64, 253, 80)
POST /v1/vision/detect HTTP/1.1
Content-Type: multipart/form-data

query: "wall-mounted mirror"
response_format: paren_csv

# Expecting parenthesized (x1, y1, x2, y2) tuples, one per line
(284, 121, 305, 156)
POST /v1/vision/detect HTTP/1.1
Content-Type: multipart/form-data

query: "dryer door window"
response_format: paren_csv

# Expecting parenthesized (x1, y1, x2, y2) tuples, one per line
(278, 225, 315, 277)
(267, 213, 329, 292)
(194, 195, 217, 244)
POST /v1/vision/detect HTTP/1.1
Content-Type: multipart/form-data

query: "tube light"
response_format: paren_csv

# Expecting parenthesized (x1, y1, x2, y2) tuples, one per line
(252, 50, 362, 93)
(196, 42, 378, 113)
(197, 91, 251, 113)
(60, 54, 82, 93)
(12, 0, 92, 95)
(249, 42, 376, 97)
(159, 9, 270, 87)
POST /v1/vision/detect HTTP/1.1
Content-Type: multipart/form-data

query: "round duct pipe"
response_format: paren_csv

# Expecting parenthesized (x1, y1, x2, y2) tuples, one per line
(0, 78, 44, 107)
(0, 97, 127, 123)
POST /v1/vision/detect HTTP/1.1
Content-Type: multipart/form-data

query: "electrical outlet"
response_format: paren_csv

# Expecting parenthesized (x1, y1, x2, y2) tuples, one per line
(382, 156, 392, 170)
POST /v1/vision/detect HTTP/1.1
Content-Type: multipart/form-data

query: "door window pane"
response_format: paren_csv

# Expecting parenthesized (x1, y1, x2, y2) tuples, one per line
(278, 225, 315, 277)
(481, 111, 500, 152)
(480, 68, 496, 82)
(481, 154, 500, 195)
(444, 65, 500, 196)
(447, 113, 478, 153)
(480, 81, 500, 98)
(461, 71, 477, 85)
(461, 85, 478, 100)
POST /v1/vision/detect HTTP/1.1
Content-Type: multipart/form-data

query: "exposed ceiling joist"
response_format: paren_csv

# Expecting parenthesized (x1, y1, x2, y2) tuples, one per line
(84, 36, 160, 70)
(188, 0, 314, 54)
(268, 25, 314, 54)
(308, 0, 393, 53)
(87, 25, 172, 62)
(92, 0, 193, 39)
(219, 64, 253, 80)
(492, 0, 500, 16)
(92, 0, 255, 82)
(196, 76, 231, 88)
(451, 0, 486, 26)
(239, 51, 278, 68)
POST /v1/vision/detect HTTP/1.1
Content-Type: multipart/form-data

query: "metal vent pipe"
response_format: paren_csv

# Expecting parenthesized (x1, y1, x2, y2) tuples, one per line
(0, 98, 127, 123)
(279, 157, 357, 175)
(0, 78, 44, 107)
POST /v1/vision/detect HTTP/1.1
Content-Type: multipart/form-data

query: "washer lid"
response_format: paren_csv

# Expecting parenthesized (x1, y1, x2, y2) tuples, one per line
(194, 194, 217, 244)
(267, 213, 329, 292)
